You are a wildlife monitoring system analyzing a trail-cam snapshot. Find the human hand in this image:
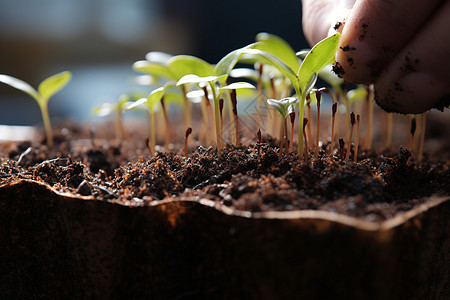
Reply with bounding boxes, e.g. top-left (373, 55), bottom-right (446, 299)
top-left (302, 0), bottom-right (450, 114)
